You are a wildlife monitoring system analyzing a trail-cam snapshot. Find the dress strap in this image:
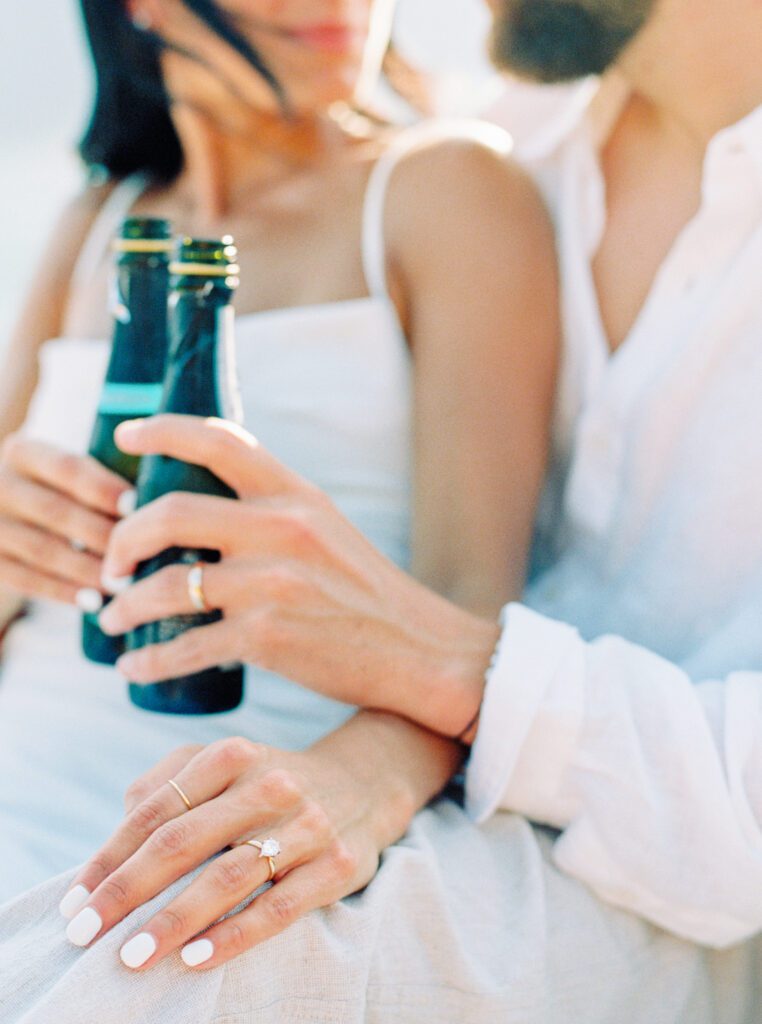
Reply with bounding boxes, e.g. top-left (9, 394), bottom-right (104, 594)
top-left (71, 173), bottom-right (150, 290)
top-left (361, 119), bottom-right (514, 300)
